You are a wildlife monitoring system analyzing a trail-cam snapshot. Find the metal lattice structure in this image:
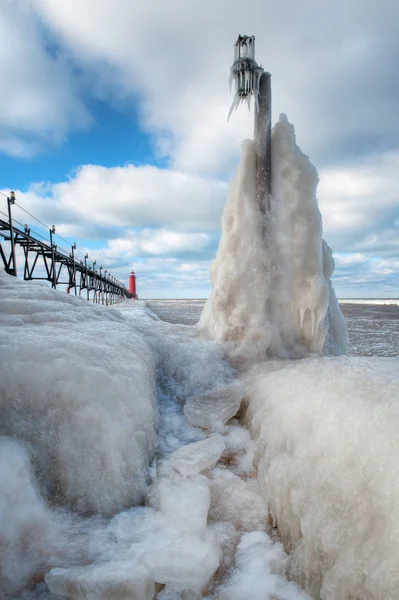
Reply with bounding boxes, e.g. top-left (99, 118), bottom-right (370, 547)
top-left (0, 192), bottom-right (134, 304)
